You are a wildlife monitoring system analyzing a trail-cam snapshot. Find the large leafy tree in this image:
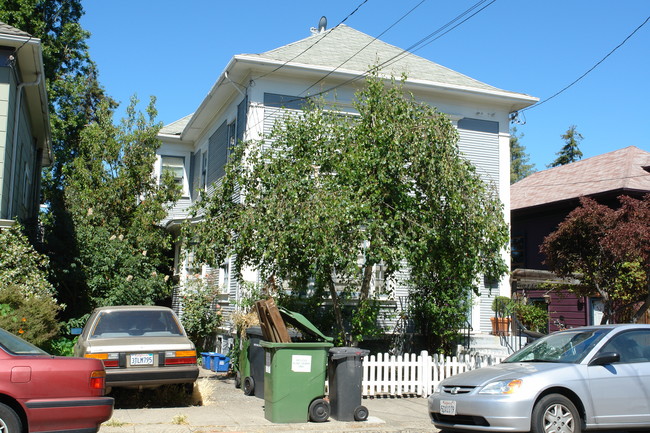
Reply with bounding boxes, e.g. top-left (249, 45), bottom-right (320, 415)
top-left (541, 195), bottom-right (650, 323)
top-left (186, 75), bottom-right (509, 350)
top-left (0, 1), bottom-right (110, 318)
top-left (548, 125), bottom-right (584, 168)
top-left (510, 127), bottom-right (535, 183)
top-left (62, 97), bottom-right (180, 310)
